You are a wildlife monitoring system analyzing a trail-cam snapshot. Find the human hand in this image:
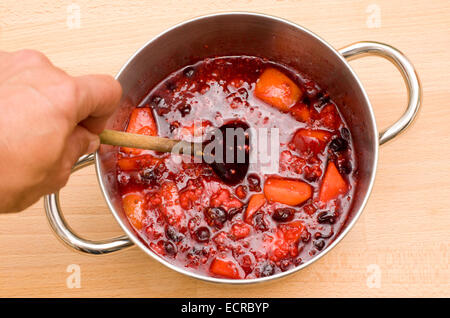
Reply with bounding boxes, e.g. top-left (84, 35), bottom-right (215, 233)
top-left (0, 50), bottom-right (122, 212)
